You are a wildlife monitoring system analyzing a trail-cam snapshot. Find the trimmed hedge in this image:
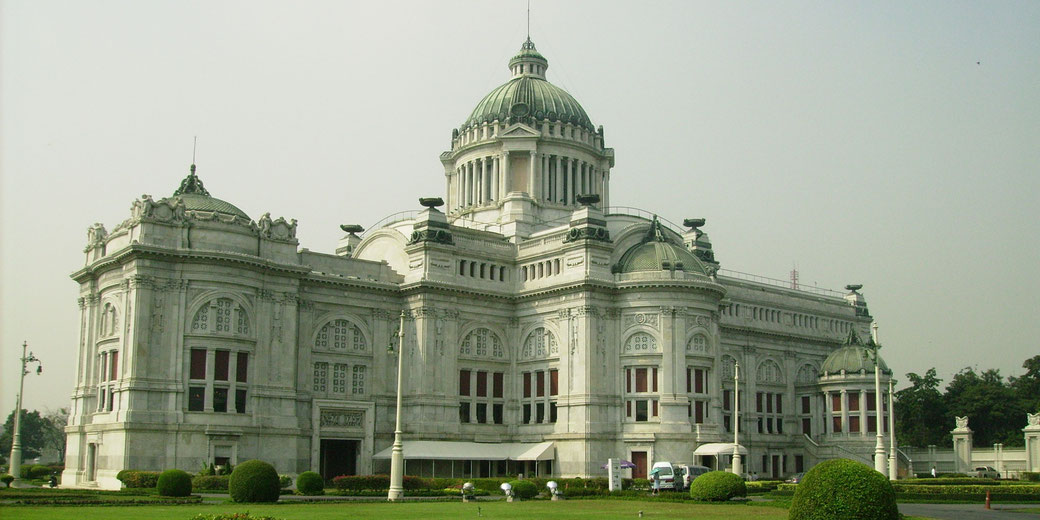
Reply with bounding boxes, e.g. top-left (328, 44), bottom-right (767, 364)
top-left (117, 470), bottom-right (161, 488)
top-left (689, 471), bottom-right (747, 501)
top-left (192, 475), bottom-right (230, 491)
top-left (891, 484), bottom-right (1040, 498)
top-left (898, 477), bottom-right (999, 486)
top-left (1023, 472), bottom-right (1040, 482)
top-left (790, 459), bottom-right (899, 520)
top-left (508, 479), bottom-right (539, 499)
top-left (229, 460), bottom-right (281, 503)
top-left (2, 474), bottom-right (14, 487)
top-left (331, 474), bottom-right (427, 491)
top-left (746, 480), bottom-right (782, 493)
top-left (296, 471), bottom-right (324, 495)
top-left (156, 469), bottom-right (192, 497)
